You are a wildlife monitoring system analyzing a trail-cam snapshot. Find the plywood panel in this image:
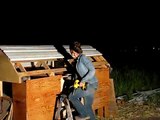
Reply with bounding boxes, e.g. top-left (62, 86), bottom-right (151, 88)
top-left (12, 76), bottom-right (62, 120)
top-left (95, 68), bottom-right (109, 83)
top-left (93, 69), bottom-right (117, 118)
